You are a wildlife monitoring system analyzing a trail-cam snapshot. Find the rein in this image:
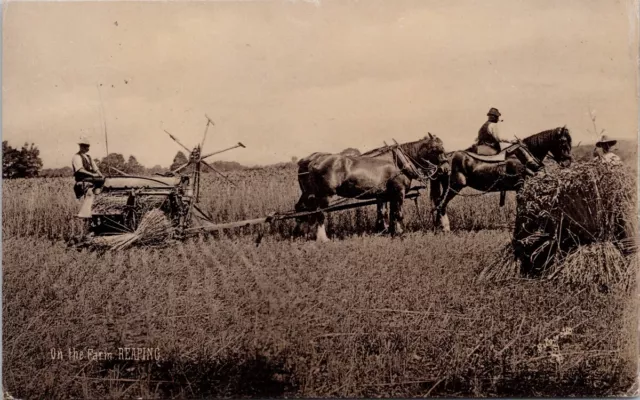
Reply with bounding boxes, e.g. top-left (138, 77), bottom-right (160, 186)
top-left (389, 141), bottom-right (445, 182)
top-left (439, 170), bottom-right (520, 199)
top-left (433, 143), bottom-right (544, 211)
top-left (433, 127), bottom-right (569, 216)
top-left (306, 142), bottom-right (443, 213)
top-left (393, 148), bottom-right (440, 182)
top-left (519, 126), bottom-right (568, 166)
top-left (305, 168), bottom-right (409, 213)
